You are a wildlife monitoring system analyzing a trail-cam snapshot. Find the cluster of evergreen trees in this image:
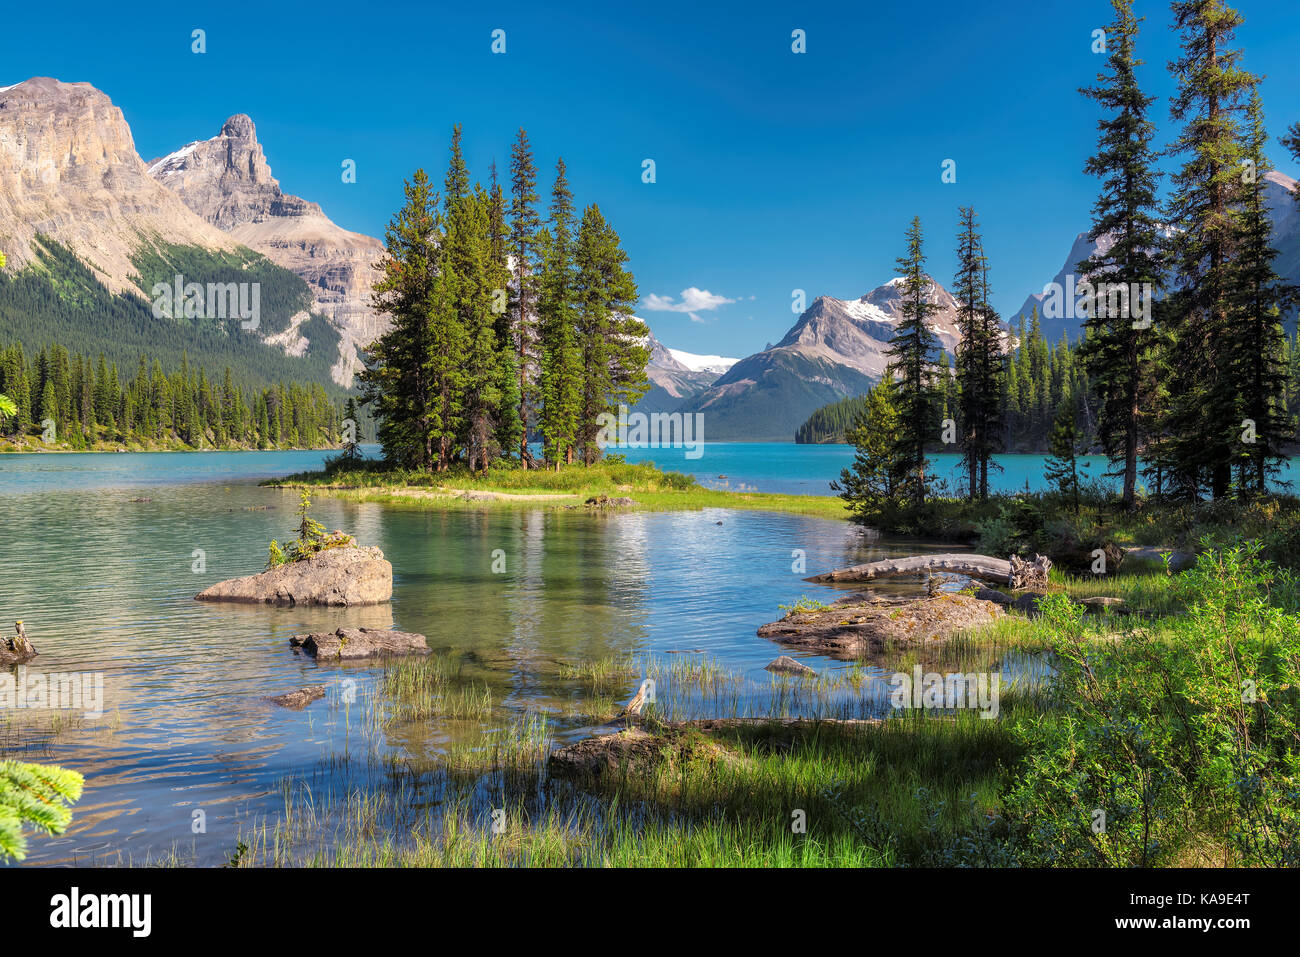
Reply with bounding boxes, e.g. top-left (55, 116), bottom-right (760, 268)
top-left (361, 127), bottom-right (650, 473)
top-left (837, 0), bottom-right (1300, 509)
top-left (798, 309), bottom-right (1096, 451)
top-left (0, 340), bottom-right (347, 450)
